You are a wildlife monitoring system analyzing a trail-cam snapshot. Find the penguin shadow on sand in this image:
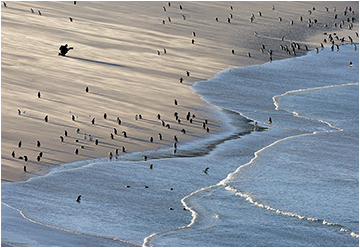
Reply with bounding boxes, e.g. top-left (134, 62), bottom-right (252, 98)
top-left (65, 56), bottom-right (127, 68)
